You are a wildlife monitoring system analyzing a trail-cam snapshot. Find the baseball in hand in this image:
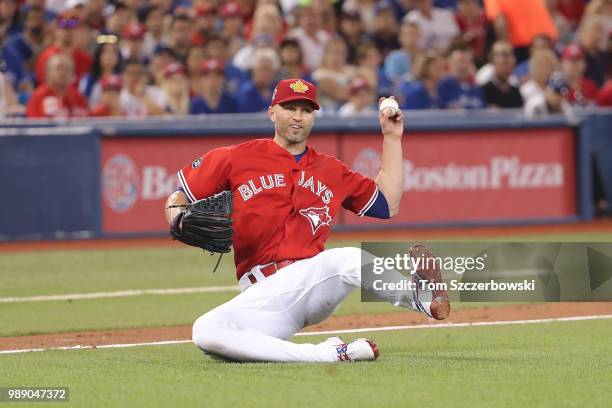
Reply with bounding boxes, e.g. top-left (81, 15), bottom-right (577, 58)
top-left (379, 97), bottom-right (400, 118)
